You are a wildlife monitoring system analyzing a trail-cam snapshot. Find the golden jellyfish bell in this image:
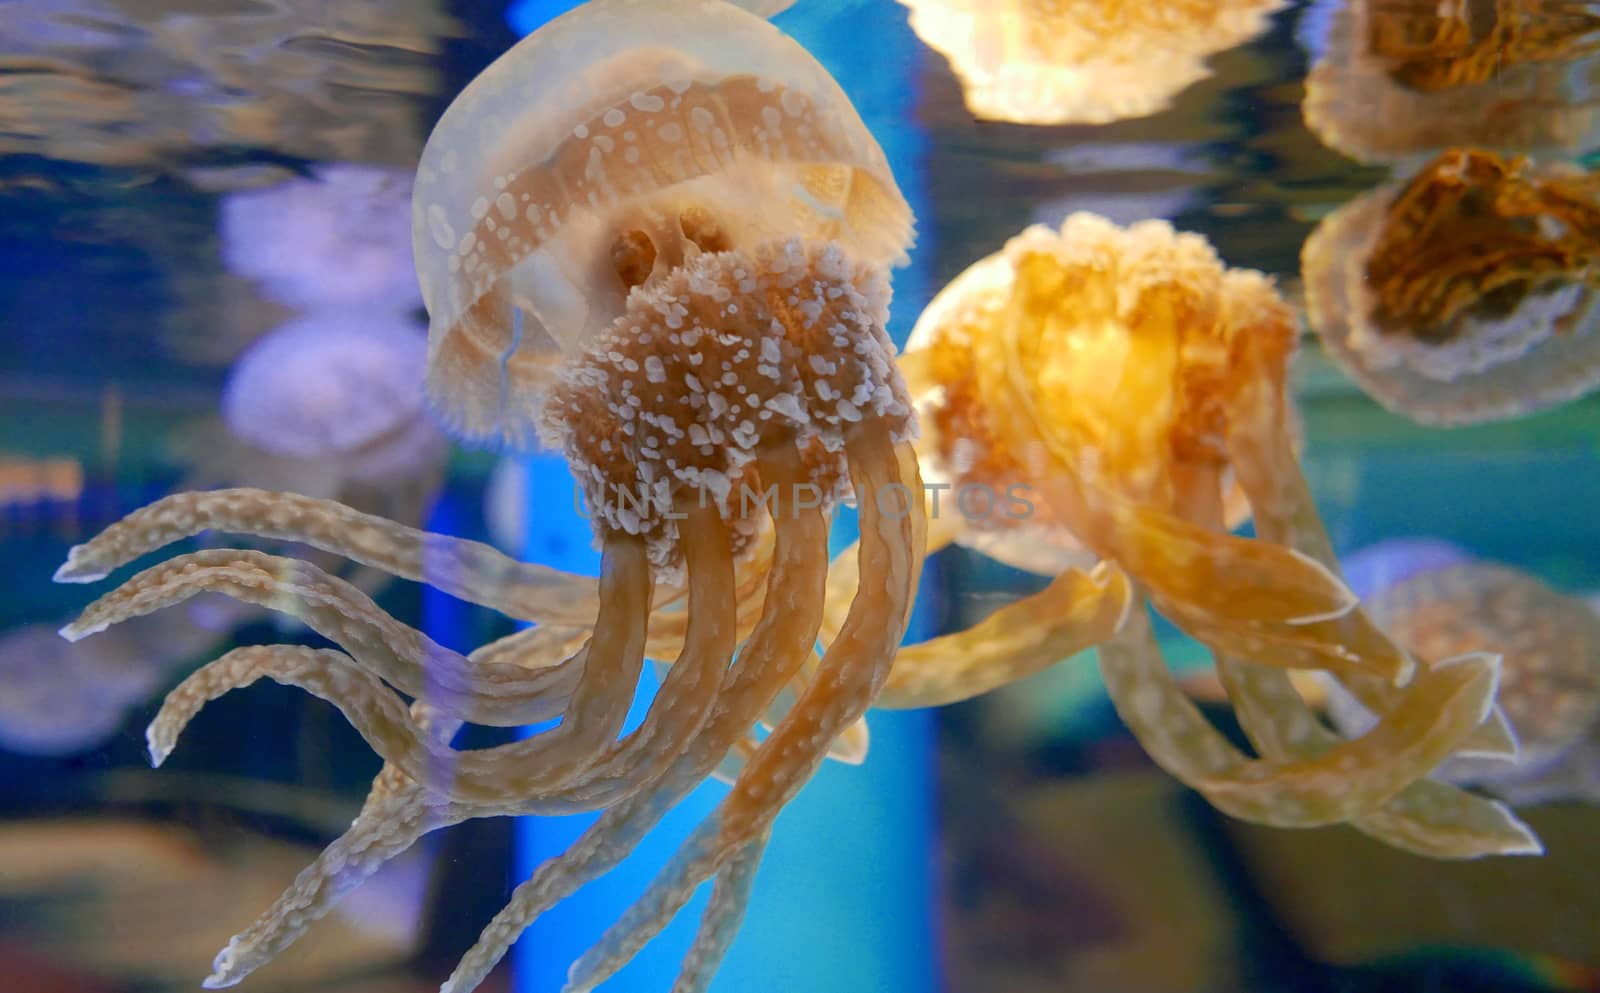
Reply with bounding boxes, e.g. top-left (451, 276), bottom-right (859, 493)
top-left (1302, 0), bottom-right (1600, 166)
top-left (901, 217), bottom-right (1258, 577)
top-left (1304, 148), bottom-right (1600, 425)
top-left (898, 0), bottom-right (1285, 126)
top-left (412, 0), bottom-right (913, 448)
